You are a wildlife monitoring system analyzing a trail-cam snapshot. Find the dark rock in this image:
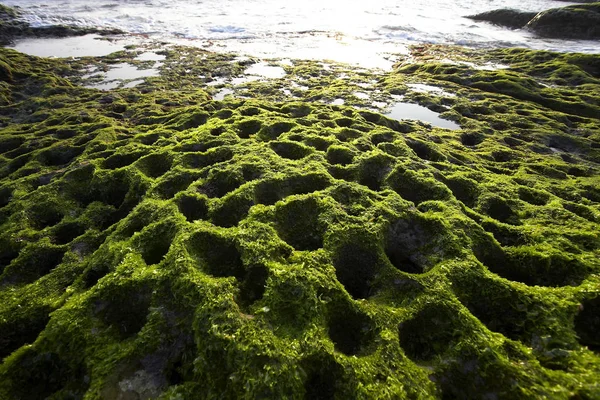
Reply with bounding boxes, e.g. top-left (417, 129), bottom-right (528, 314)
top-left (466, 9), bottom-right (537, 29)
top-left (526, 3), bottom-right (600, 40)
top-left (0, 5), bottom-right (28, 45)
top-left (0, 4), bottom-right (122, 46)
top-left (553, 0), bottom-right (598, 2)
